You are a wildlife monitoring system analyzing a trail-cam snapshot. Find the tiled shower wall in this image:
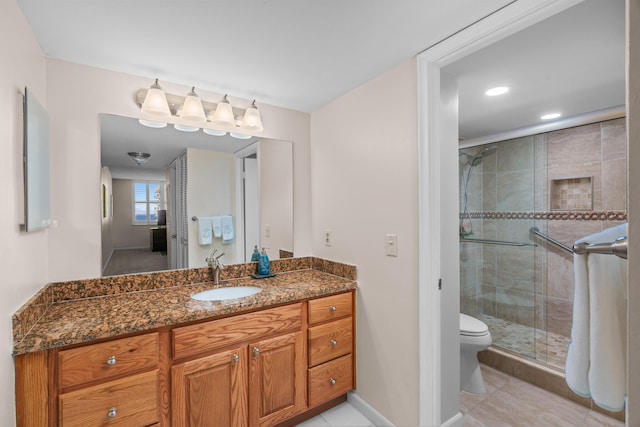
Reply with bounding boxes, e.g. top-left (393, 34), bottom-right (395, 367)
top-left (460, 118), bottom-right (627, 362)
